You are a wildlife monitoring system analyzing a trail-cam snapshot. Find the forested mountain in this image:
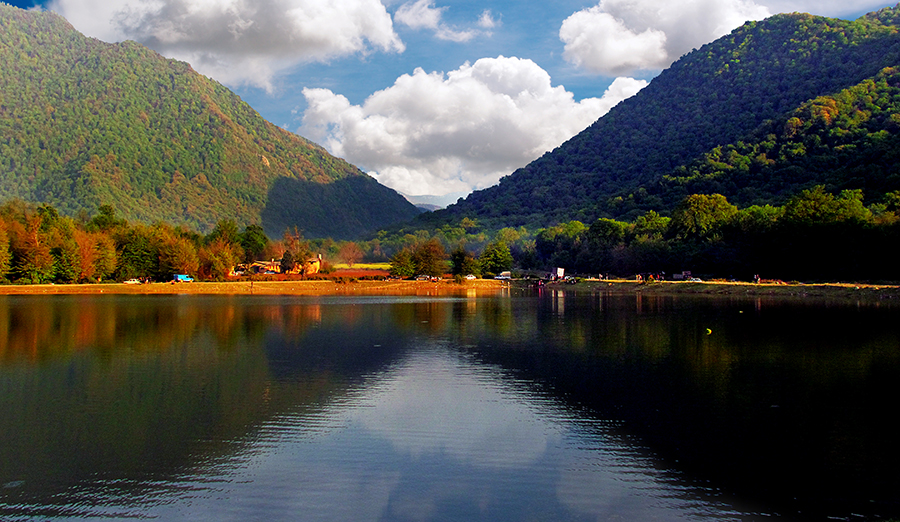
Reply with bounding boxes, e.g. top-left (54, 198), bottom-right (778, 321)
top-left (0, 4), bottom-right (420, 239)
top-left (419, 5), bottom-right (900, 230)
top-left (652, 66), bottom-right (900, 208)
